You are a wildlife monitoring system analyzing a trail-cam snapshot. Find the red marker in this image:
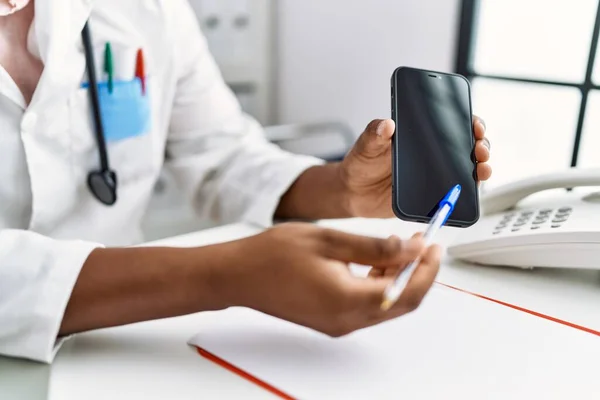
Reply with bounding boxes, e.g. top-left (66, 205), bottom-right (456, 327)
top-left (135, 48), bottom-right (146, 95)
